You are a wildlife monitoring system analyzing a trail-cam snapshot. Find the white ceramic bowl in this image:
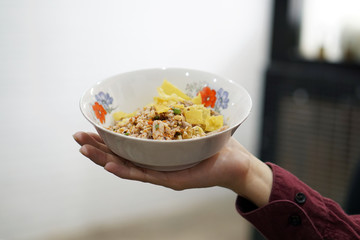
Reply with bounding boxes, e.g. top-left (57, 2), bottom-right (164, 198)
top-left (80, 68), bottom-right (252, 171)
